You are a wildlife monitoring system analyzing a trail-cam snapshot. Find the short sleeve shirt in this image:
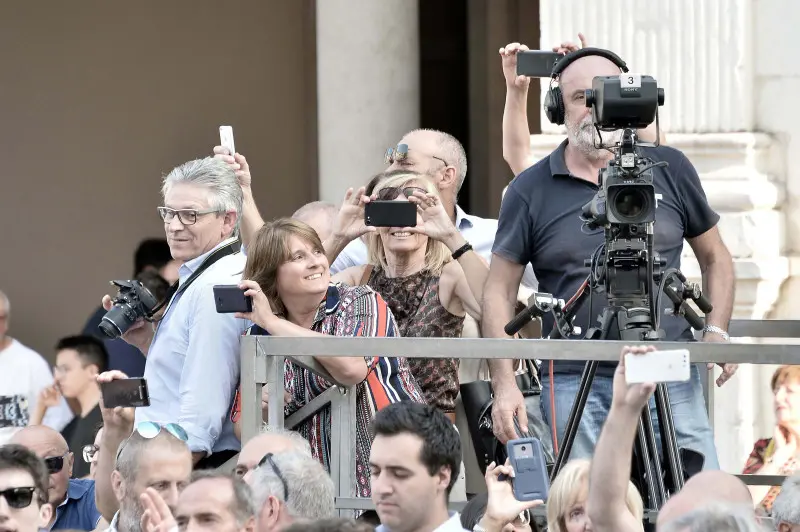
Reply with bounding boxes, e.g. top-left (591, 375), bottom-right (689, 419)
top-left (492, 140), bottom-right (719, 375)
